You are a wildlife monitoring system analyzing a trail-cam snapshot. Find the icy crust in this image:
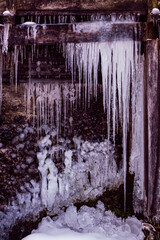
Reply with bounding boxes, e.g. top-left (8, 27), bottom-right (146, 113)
top-left (0, 128), bottom-right (123, 239)
top-left (73, 21), bottom-right (112, 33)
top-left (37, 131), bottom-right (123, 209)
top-left (23, 203), bottom-right (144, 240)
top-left (0, 181), bottom-right (42, 240)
